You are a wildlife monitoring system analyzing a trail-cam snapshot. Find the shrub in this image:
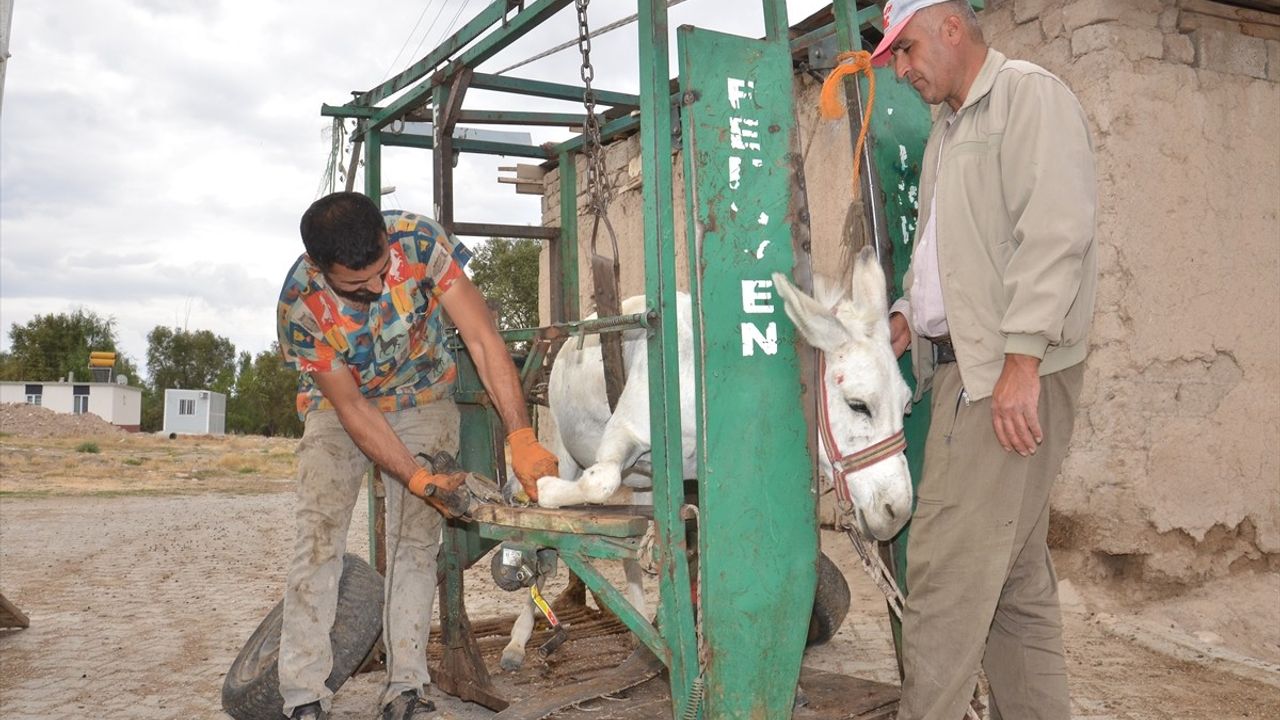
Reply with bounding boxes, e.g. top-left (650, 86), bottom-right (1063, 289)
top-left (76, 442), bottom-right (100, 454)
